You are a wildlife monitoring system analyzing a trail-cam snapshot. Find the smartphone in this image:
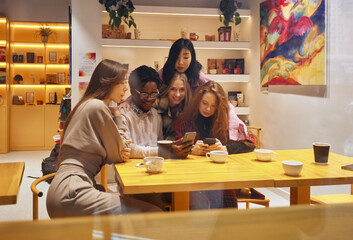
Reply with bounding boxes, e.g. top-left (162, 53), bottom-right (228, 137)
top-left (182, 132), bottom-right (197, 144)
top-left (342, 164), bottom-right (353, 171)
top-left (203, 138), bottom-right (216, 145)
